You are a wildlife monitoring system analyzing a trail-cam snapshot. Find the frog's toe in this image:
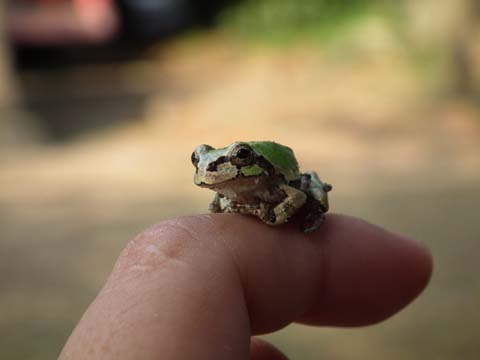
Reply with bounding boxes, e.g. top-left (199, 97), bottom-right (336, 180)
top-left (259, 206), bottom-right (278, 225)
top-left (208, 200), bottom-right (222, 213)
top-left (323, 183), bottom-right (333, 192)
